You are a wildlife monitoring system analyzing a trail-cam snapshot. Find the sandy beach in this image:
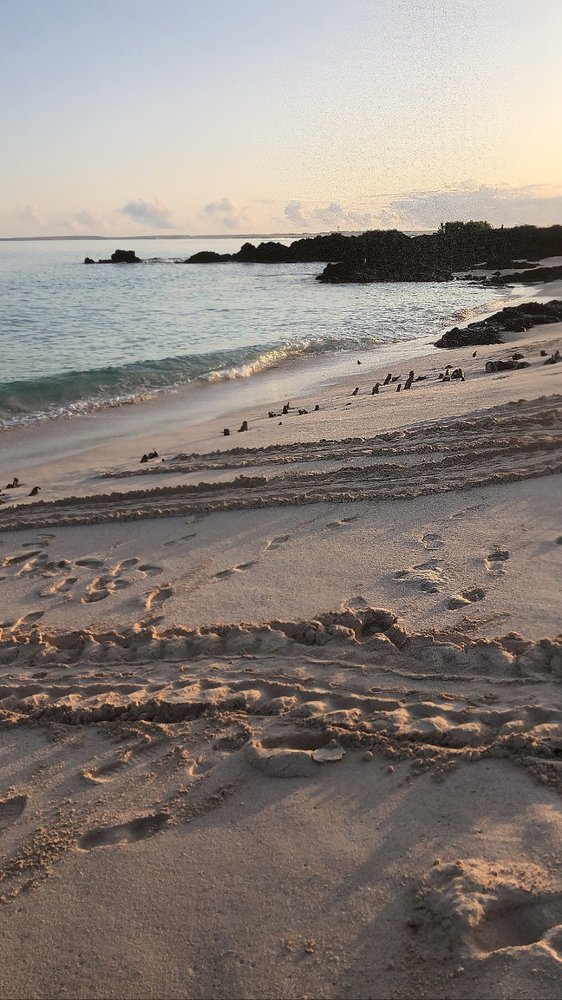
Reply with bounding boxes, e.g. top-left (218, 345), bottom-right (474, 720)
top-left (0, 285), bottom-right (561, 998)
